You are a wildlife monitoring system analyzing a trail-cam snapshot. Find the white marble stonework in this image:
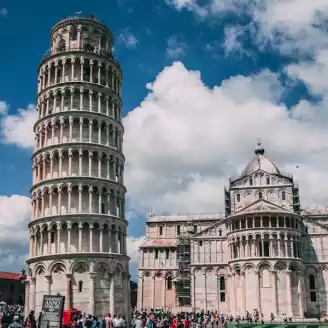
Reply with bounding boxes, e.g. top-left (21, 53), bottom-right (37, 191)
top-left (138, 144), bottom-right (328, 318)
top-left (25, 15), bottom-right (130, 319)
